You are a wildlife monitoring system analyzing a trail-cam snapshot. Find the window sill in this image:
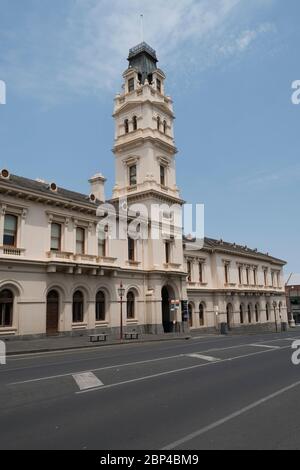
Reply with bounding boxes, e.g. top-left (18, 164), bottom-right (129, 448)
top-left (126, 260), bottom-right (141, 267)
top-left (126, 319), bottom-right (138, 324)
top-left (98, 256), bottom-right (117, 265)
top-left (47, 250), bottom-right (73, 260)
top-left (164, 263), bottom-right (182, 270)
top-left (95, 322), bottom-right (109, 328)
top-left (72, 323), bottom-right (87, 329)
top-left (0, 327), bottom-right (16, 335)
top-left (127, 185), bottom-right (137, 192)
